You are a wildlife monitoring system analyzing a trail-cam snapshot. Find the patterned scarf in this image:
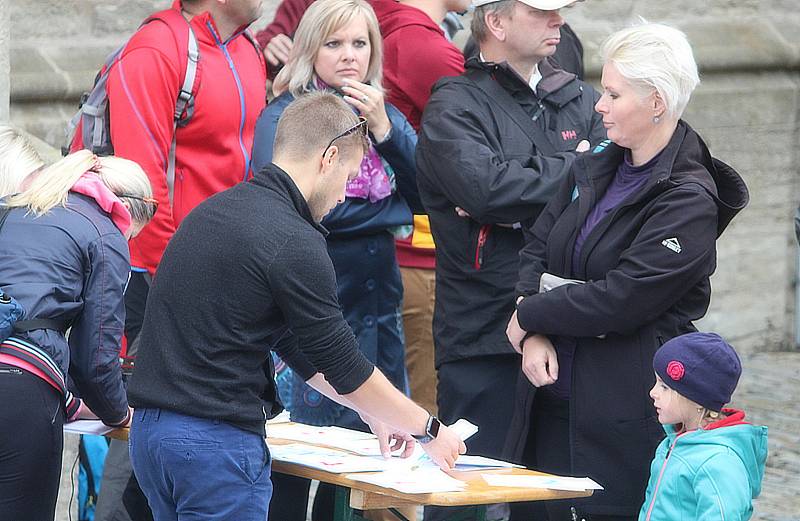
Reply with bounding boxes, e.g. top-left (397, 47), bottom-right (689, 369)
top-left (313, 79), bottom-right (395, 202)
